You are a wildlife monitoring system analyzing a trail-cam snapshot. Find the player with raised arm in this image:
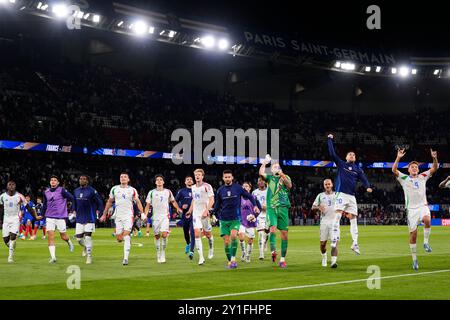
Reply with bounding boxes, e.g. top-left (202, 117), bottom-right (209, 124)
top-left (42, 175), bottom-right (75, 263)
top-left (311, 179), bottom-right (338, 268)
top-left (143, 174), bottom-right (182, 263)
top-left (213, 170), bottom-right (259, 269)
top-left (392, 148), bottom-right (439, 270)
top-left (0, 181), bottom-right (41, 263)
top-left (252, 177), bottom-right (268, 260)
top-left (327, 134), bottom-right (372, 255)
top-left (73, 175), bottom-right (104, 264)
top-left (239, 182), bottom-right (262, 263)
top-left (259, 156), bottom-right (292, 268)
top-left (175, 176), bottom-right (194, 256)
top-left (99, 173), bottom-right (144, 266)
top-left (186, 169), bottom-right (214, 265)
top-left (439, 176), bottom-right (450, 189)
